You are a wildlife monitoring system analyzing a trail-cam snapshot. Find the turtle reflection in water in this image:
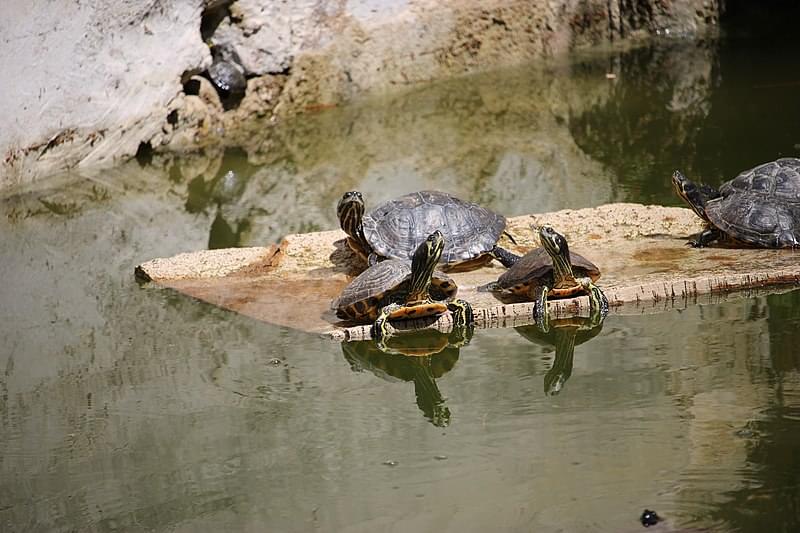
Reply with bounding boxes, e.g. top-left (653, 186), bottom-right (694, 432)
top-left (672, 157), bottom-right (800, 248)
top-left (515, 315), bottom-right (605, 396)
top-left (341, 328), bottom-right (473, 427)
